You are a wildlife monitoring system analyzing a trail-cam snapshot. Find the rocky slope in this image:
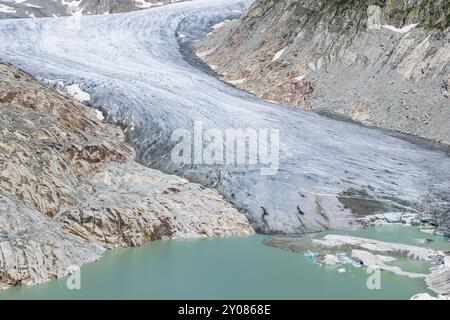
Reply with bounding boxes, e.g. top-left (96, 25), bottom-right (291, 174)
top-left (195, 0), bottom-right (450, 145)
top-left (0, 0), bottom-right (180, 18)
top-left (0, 61), bottom-right (253, 289)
